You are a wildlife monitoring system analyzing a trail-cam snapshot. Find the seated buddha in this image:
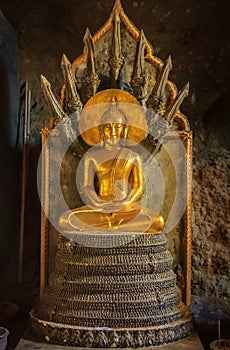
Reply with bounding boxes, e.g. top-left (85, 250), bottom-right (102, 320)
top-left (59, 89), bottom-right (164, 233)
